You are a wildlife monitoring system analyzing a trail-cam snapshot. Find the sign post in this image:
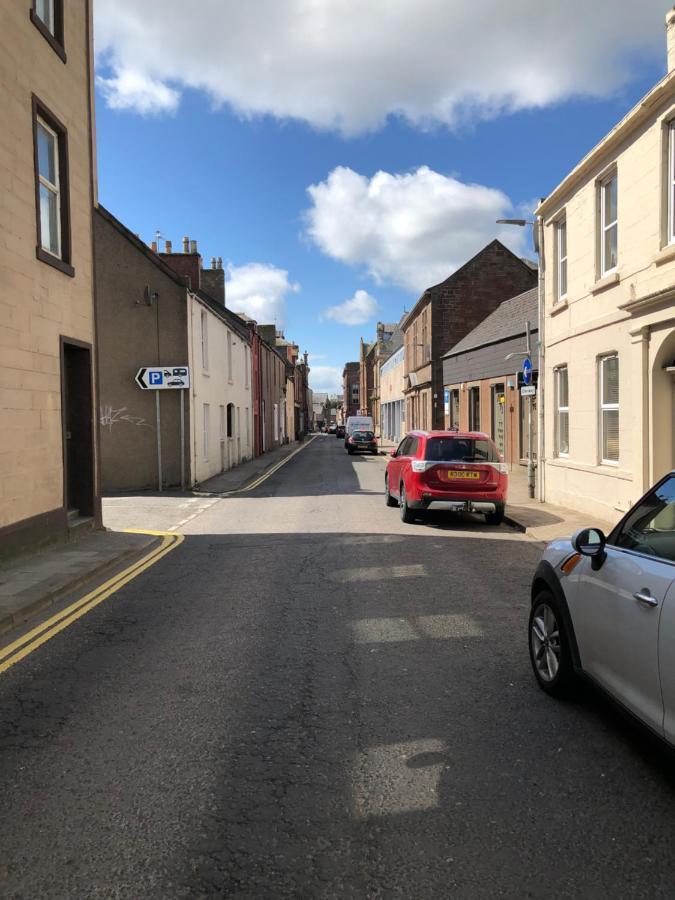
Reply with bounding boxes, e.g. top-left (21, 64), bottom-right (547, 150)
top-left (136, 366), bottom-right (190, 493)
